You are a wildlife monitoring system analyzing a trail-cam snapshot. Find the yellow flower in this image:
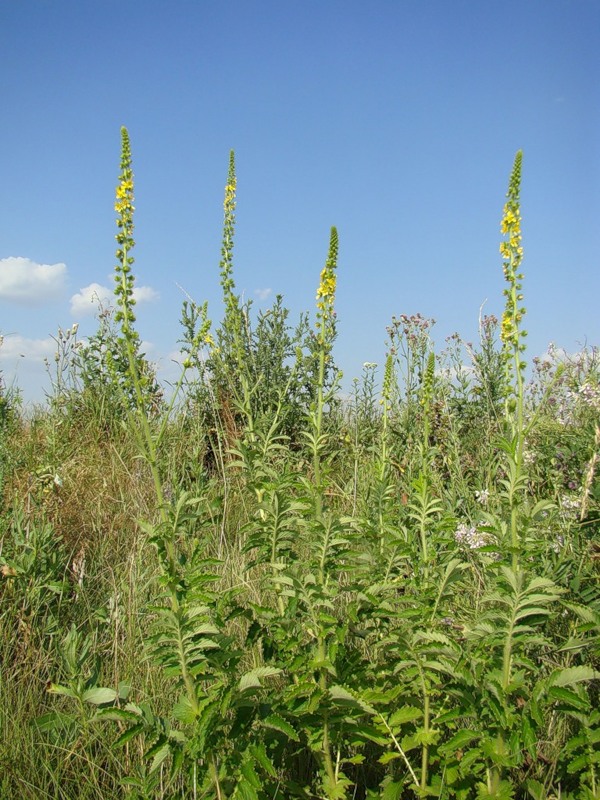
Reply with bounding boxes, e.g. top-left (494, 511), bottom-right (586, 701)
top-left (500, 202), bottom-right (521, 236)
top-left (116, 180), bottom-right (133, 199)
top-left (500, 312), bottom-right (515, 343)
top-left (316, 268), bottom-right (336, 300)
top-left (223, 181), bottom-right (236, 212)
